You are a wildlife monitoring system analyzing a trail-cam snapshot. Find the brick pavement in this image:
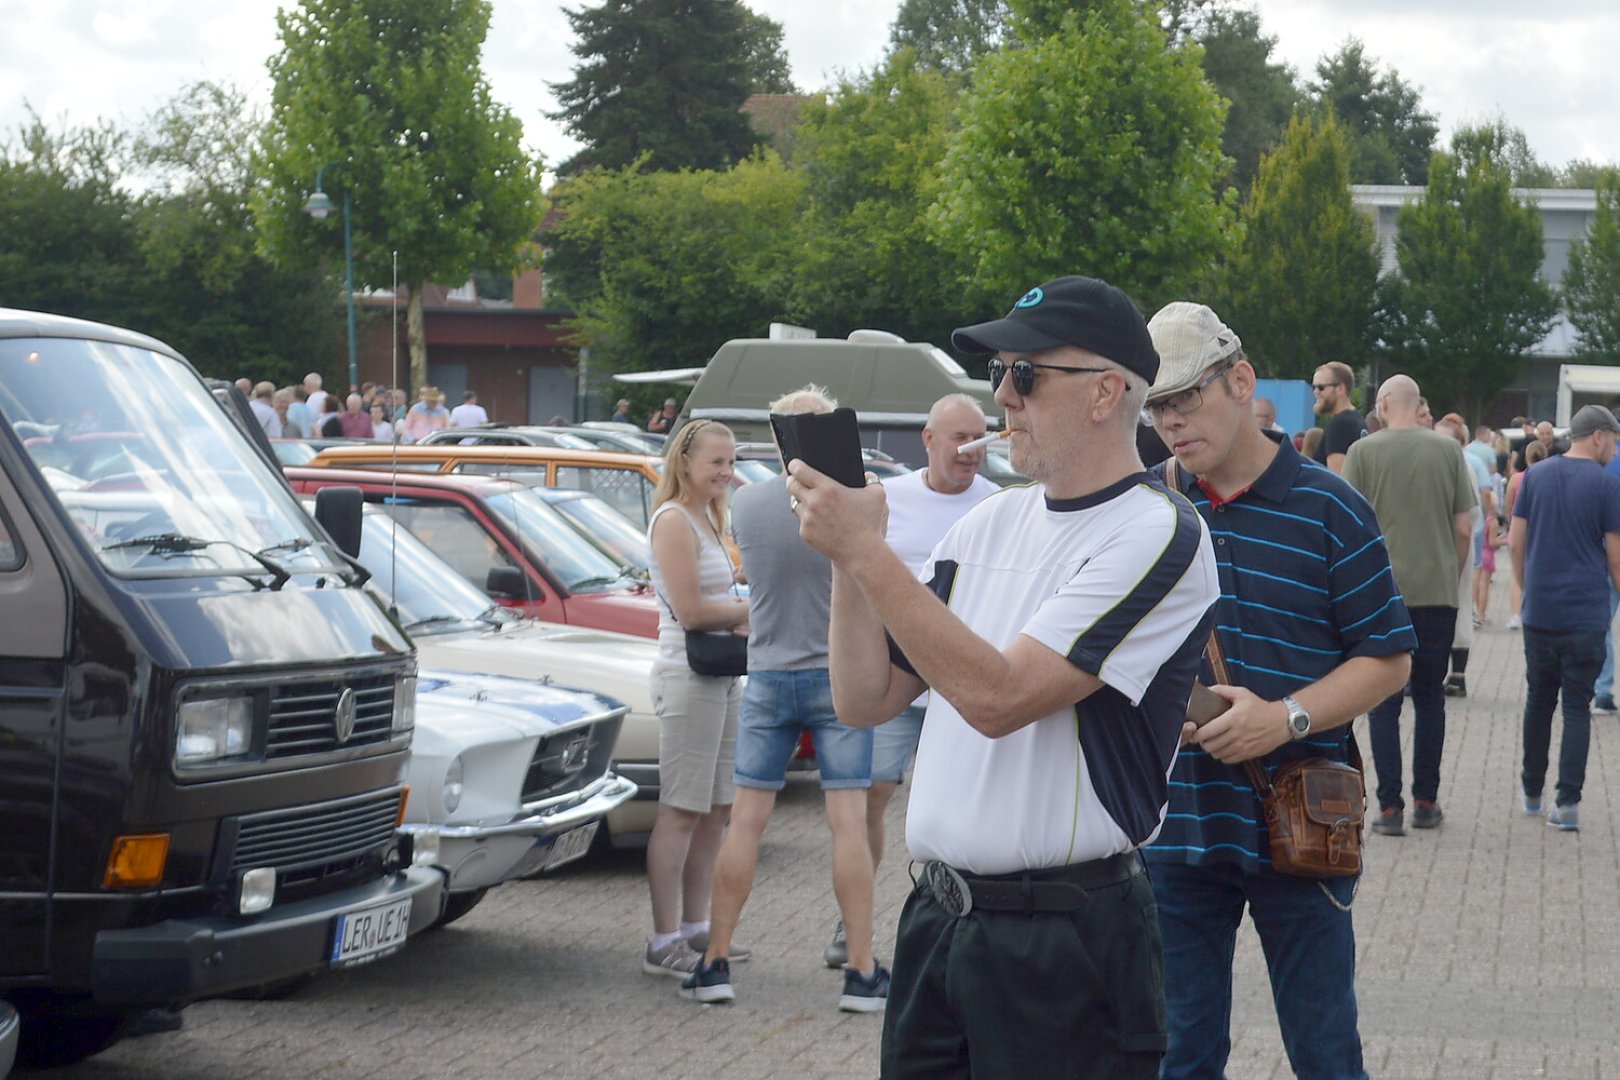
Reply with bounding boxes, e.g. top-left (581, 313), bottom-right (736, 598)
top-left (33, 581), bottom-right (1620, 1079)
